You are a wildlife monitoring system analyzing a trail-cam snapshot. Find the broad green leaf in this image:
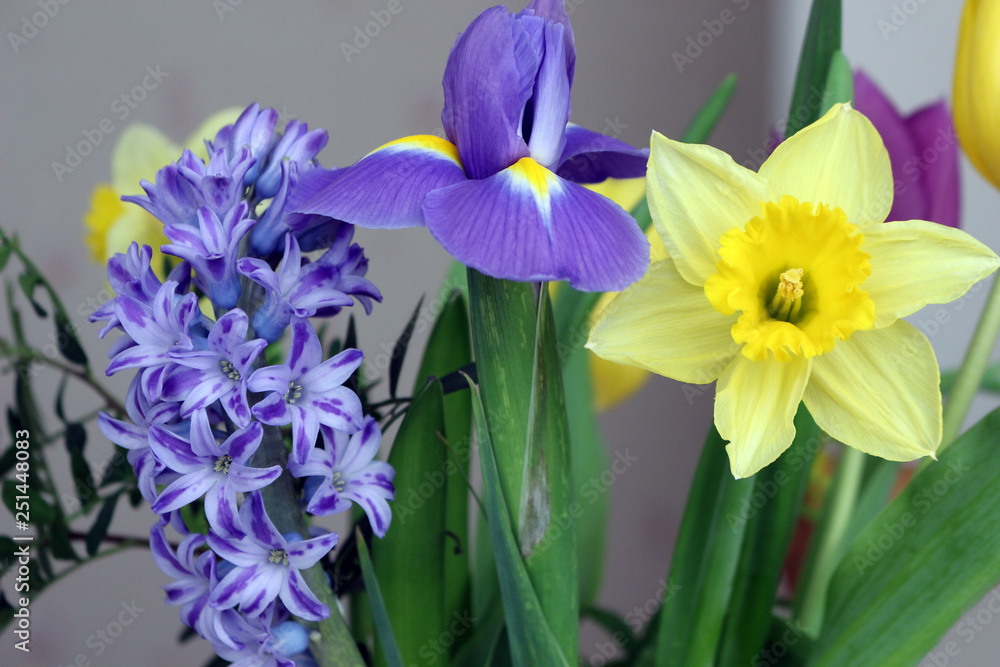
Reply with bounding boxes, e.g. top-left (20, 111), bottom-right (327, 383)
top-left (786, 0), bottom-right (842, 137)
top-left (717, 406), bottom-right (821, 665)
top-left (86, 491), bottom-right (120, 556)
top-left (563, 348), bottom-right (610, 607)
top-left (372, 381), bottom-right (448, 667)
top-left (654, 425), bottom-right (756, 667)
top-left (413, 289), bottom-right (473, 654)
top-left (358, 530), bottom-right (405, 667)
top-left (463, 374), bottom-right (571, 667)
top-left (808, 406), bottom-right (1000, 667)
top-left (467, 271), bottom-right (577, 660)
top-left (451, 603), bottom-right (505, 667)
